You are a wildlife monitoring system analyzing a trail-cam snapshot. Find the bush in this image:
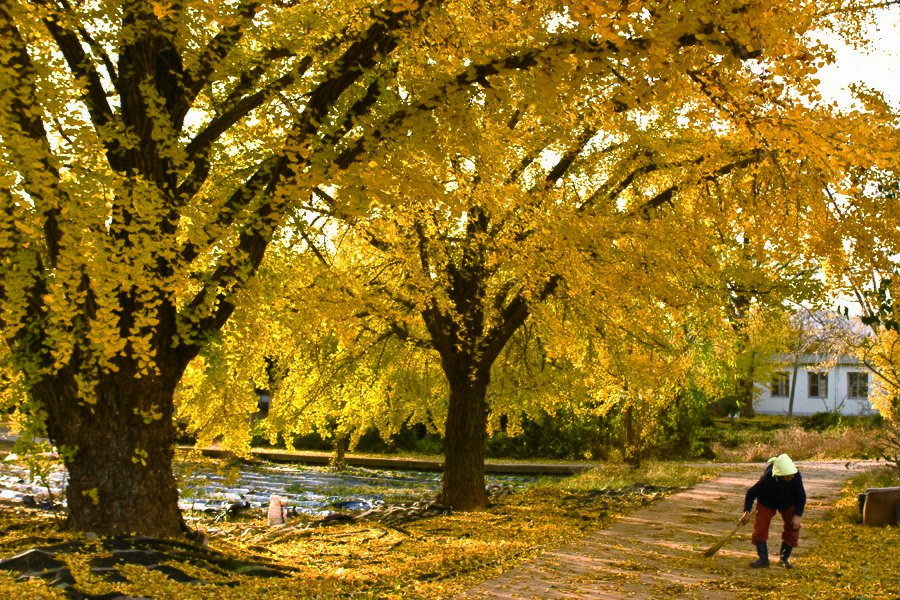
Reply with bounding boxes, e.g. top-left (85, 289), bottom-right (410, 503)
top-left (708, 394), bottom-right (740, 418)
top-left (484, 411), bottom-right (614, 460)
top-left (801, 411), bottom-right (843, 432)
top-left (239, 406), bottom-right (886, 464)
top-left (289, 431), bottom-right (332, 451)
top-left (654, 388), bottom-right (715, 457)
